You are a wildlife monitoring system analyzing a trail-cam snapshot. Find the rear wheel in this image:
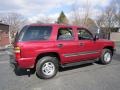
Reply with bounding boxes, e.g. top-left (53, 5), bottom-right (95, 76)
top-left (99, 49), bottom-right (112, 64)
top-left (36, 56), bottom-right (58, 79)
